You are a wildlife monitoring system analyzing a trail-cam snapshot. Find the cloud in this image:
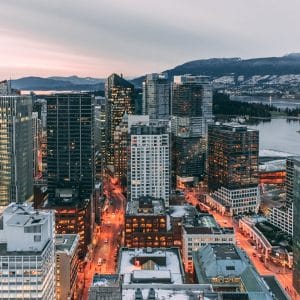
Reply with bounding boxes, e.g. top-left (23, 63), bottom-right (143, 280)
top-left (0, 0), bottom-right (299, 78)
